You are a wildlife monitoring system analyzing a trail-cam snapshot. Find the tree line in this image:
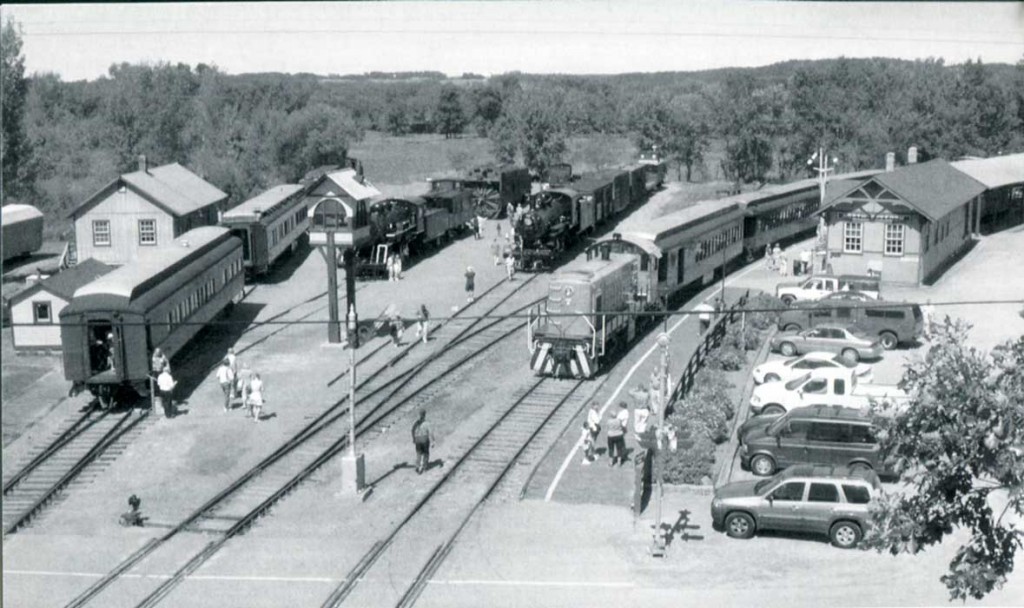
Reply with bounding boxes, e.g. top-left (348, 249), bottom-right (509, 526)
top-left (3, 15), bottom-right (1023, 228)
